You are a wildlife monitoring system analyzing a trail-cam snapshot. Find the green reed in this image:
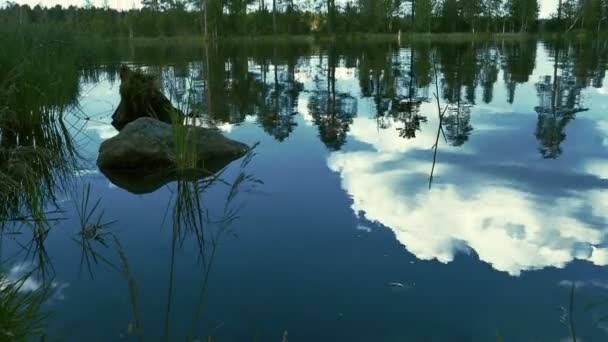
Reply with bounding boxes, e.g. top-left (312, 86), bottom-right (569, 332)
top-left (0, 271), bottom-right (49, 341)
